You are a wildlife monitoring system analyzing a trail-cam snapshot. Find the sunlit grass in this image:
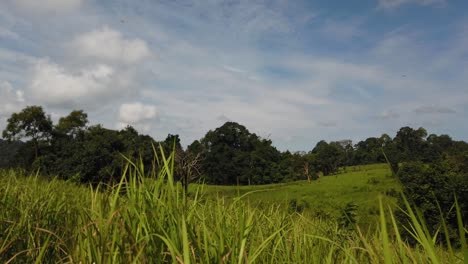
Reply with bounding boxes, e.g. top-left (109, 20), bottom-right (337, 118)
top-left (198, 163), bottom-right (401, 229)
top-left (0, 152), bottom-right (465, 263)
